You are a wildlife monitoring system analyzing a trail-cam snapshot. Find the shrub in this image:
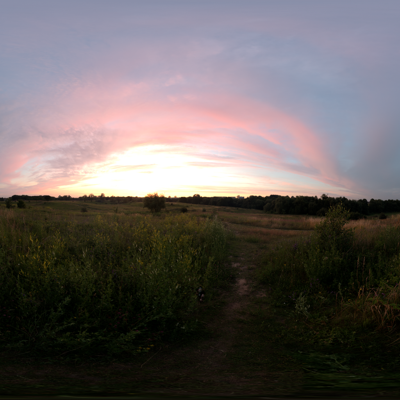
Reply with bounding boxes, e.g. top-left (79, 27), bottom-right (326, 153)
top-left (202, 208), bottom-right (206, 212)
top-left (5, 199), bottom-right (12, 209)
top-left (81, 207), bottom-right (88, 212)
top-left (314, 203), bottom-right (353, 251)
top-left (316, 207), bottom-right (328, 217)
top-left (180, 207), bottom-right (188, 213)
top-left (304, 203), bottom-right (355, 288)
top-left (379, 213), bottom-right (387, 220)
top-left (17, 200), bottom-right (26, 209)
top-left (349, 212), bottom-right (366, 220)
top-left (143, 193), bottom-right (166, 213)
